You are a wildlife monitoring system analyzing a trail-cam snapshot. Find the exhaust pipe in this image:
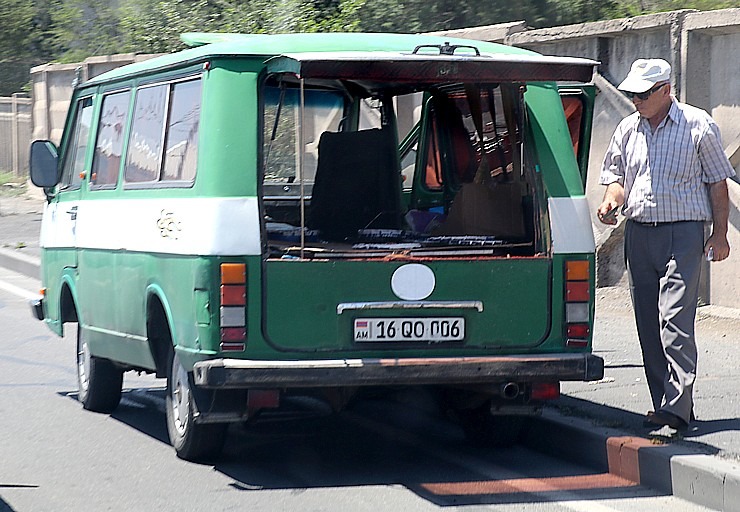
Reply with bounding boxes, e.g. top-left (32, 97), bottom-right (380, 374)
top-left (500, 382), bottom-right (520, 400)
